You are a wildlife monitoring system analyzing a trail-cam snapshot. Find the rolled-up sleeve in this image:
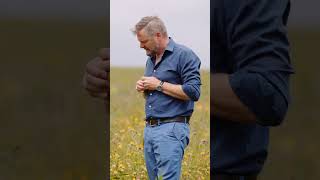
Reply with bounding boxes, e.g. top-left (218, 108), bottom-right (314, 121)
top-left (180, 50), bottom-right (202, 101)
top-left (228, 0), bottom-right (294, 126)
